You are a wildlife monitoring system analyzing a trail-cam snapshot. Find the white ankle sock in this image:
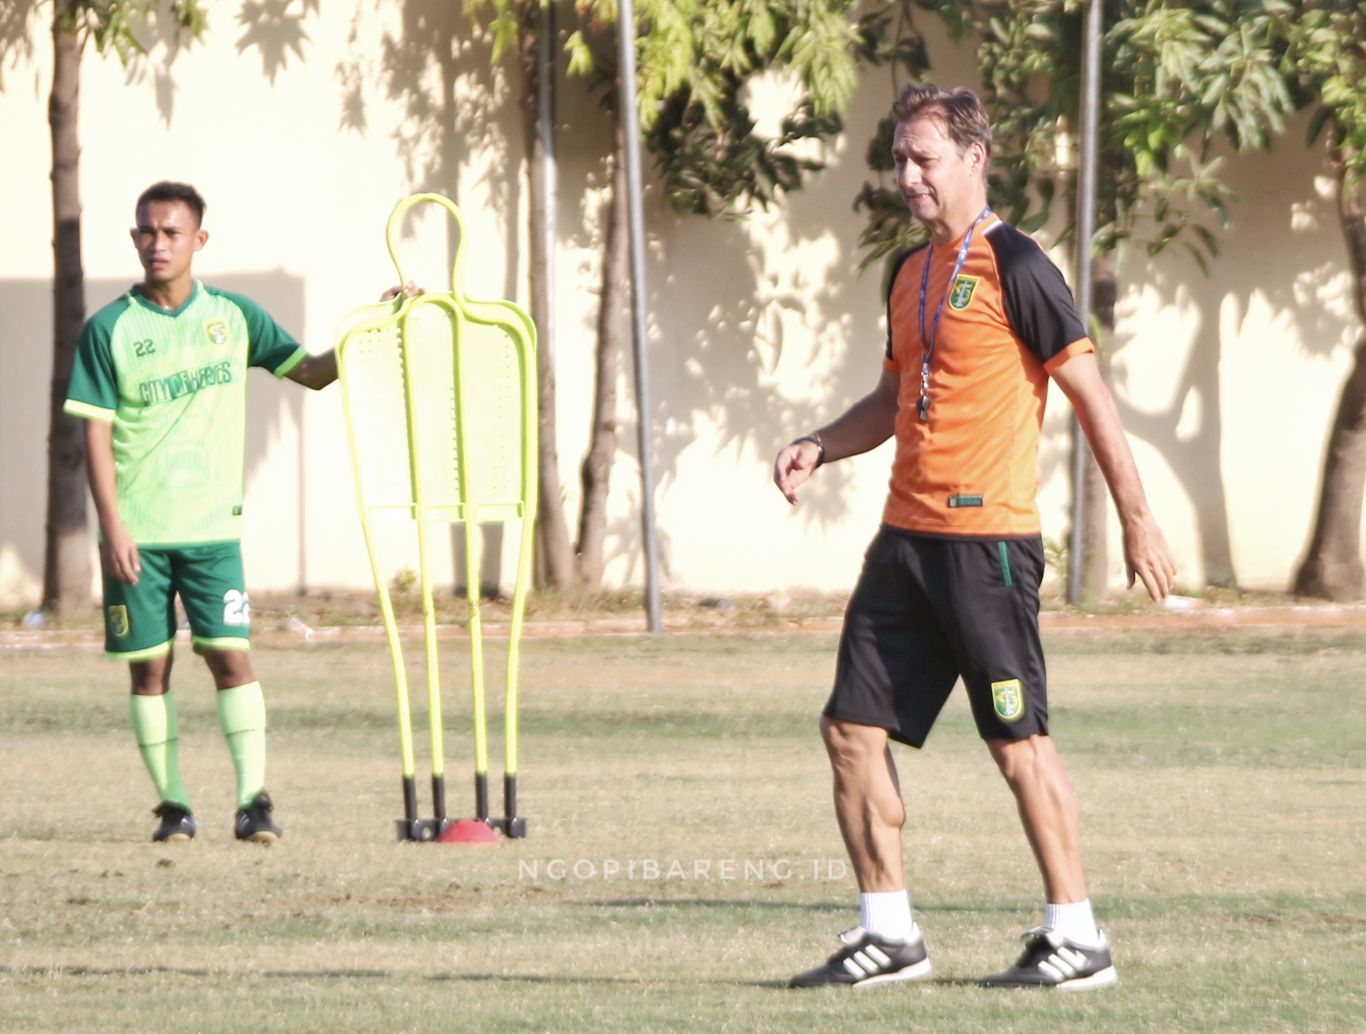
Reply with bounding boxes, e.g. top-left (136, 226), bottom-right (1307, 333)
top-left (860, 890), bottom-right (917, 942)
top-left (1044, 899), bottom-right (1100, 947)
